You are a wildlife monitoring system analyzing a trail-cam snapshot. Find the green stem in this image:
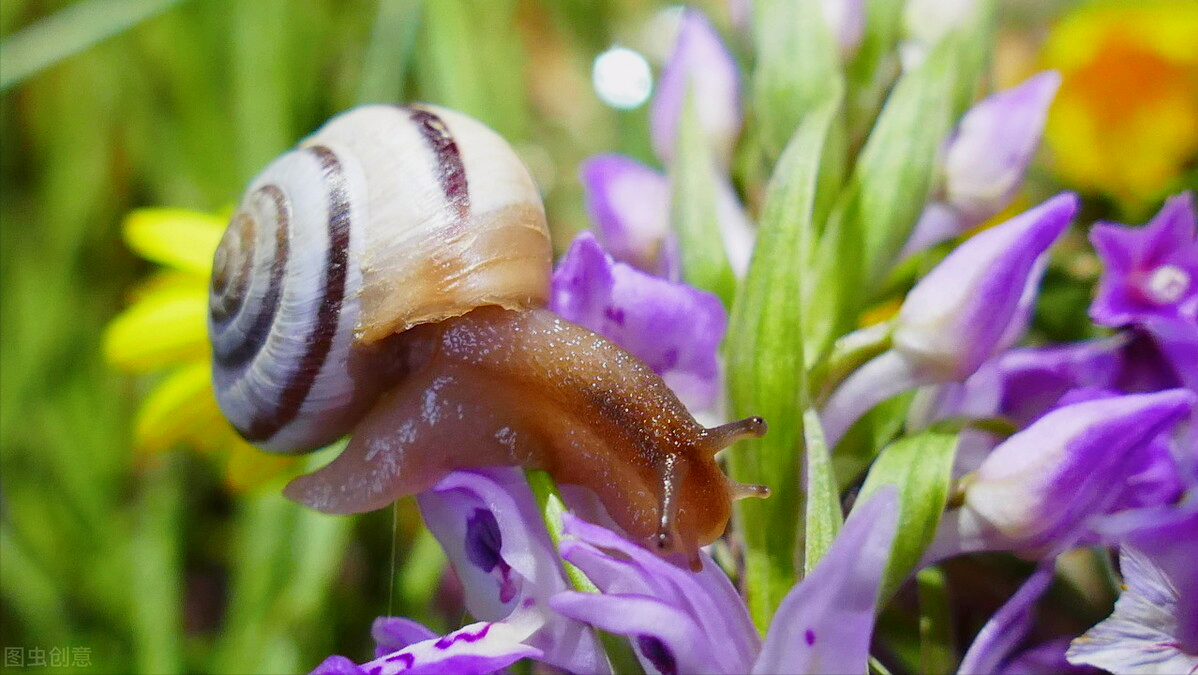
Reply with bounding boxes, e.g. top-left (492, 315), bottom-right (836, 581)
top-left (523, 469), bottom-right (643, 675)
